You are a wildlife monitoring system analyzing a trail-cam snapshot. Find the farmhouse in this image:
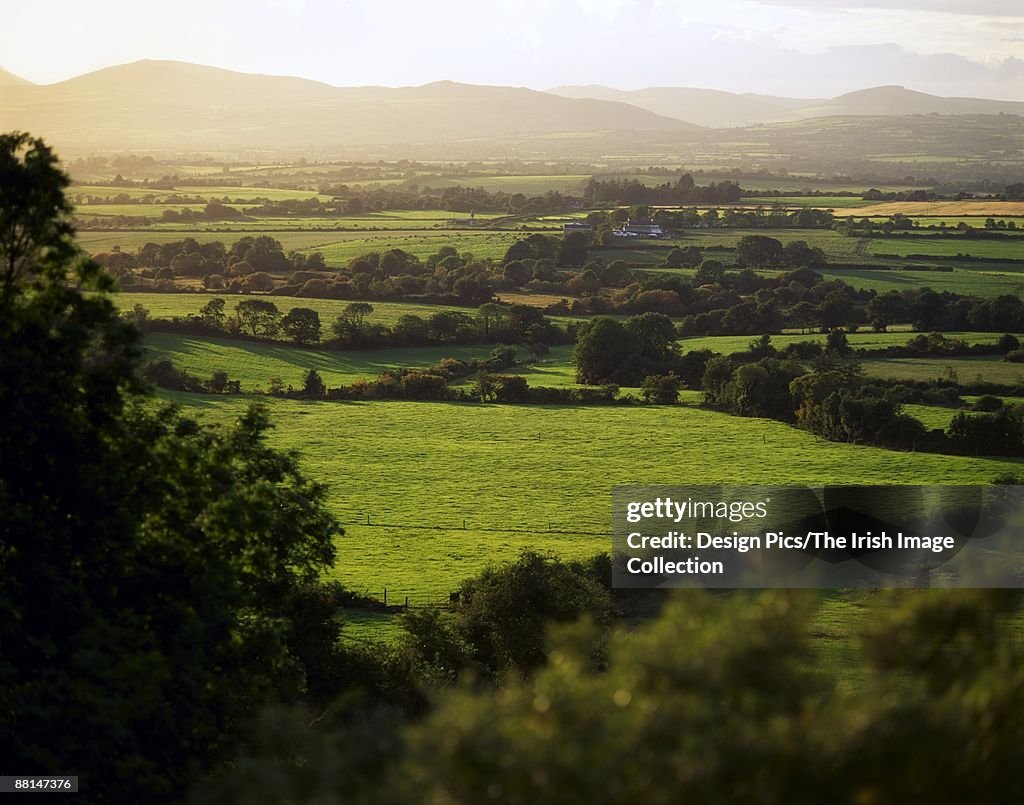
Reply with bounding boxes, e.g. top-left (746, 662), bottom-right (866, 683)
top-left (619, 219), bottom-right (663, 237)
